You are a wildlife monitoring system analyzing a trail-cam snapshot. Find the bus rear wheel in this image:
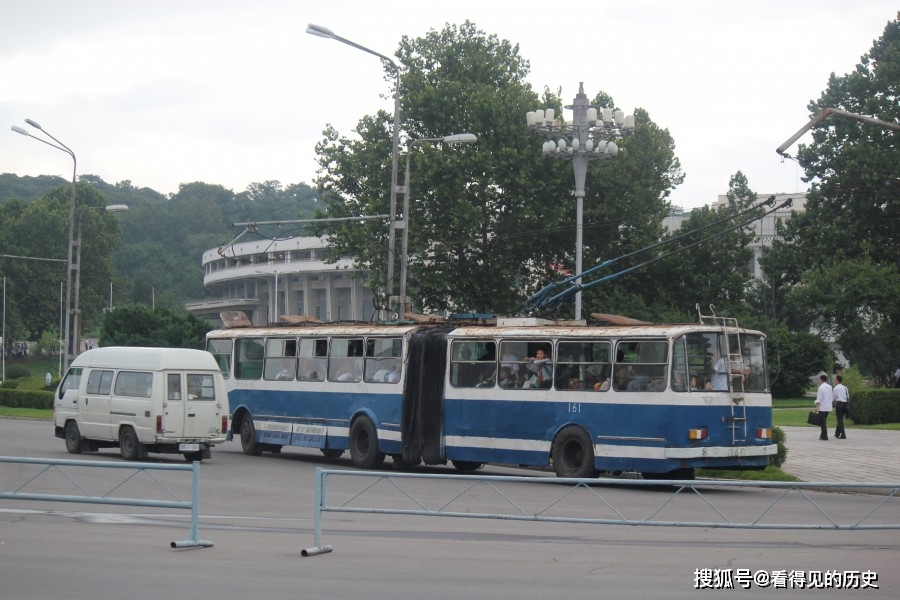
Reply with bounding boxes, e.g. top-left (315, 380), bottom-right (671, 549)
top-left (349, 416), bottom-right (385, 469)
top-left (240, 413), bottom-right (263, 456)
top-left (552, 426), bottom-right (597, 478)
